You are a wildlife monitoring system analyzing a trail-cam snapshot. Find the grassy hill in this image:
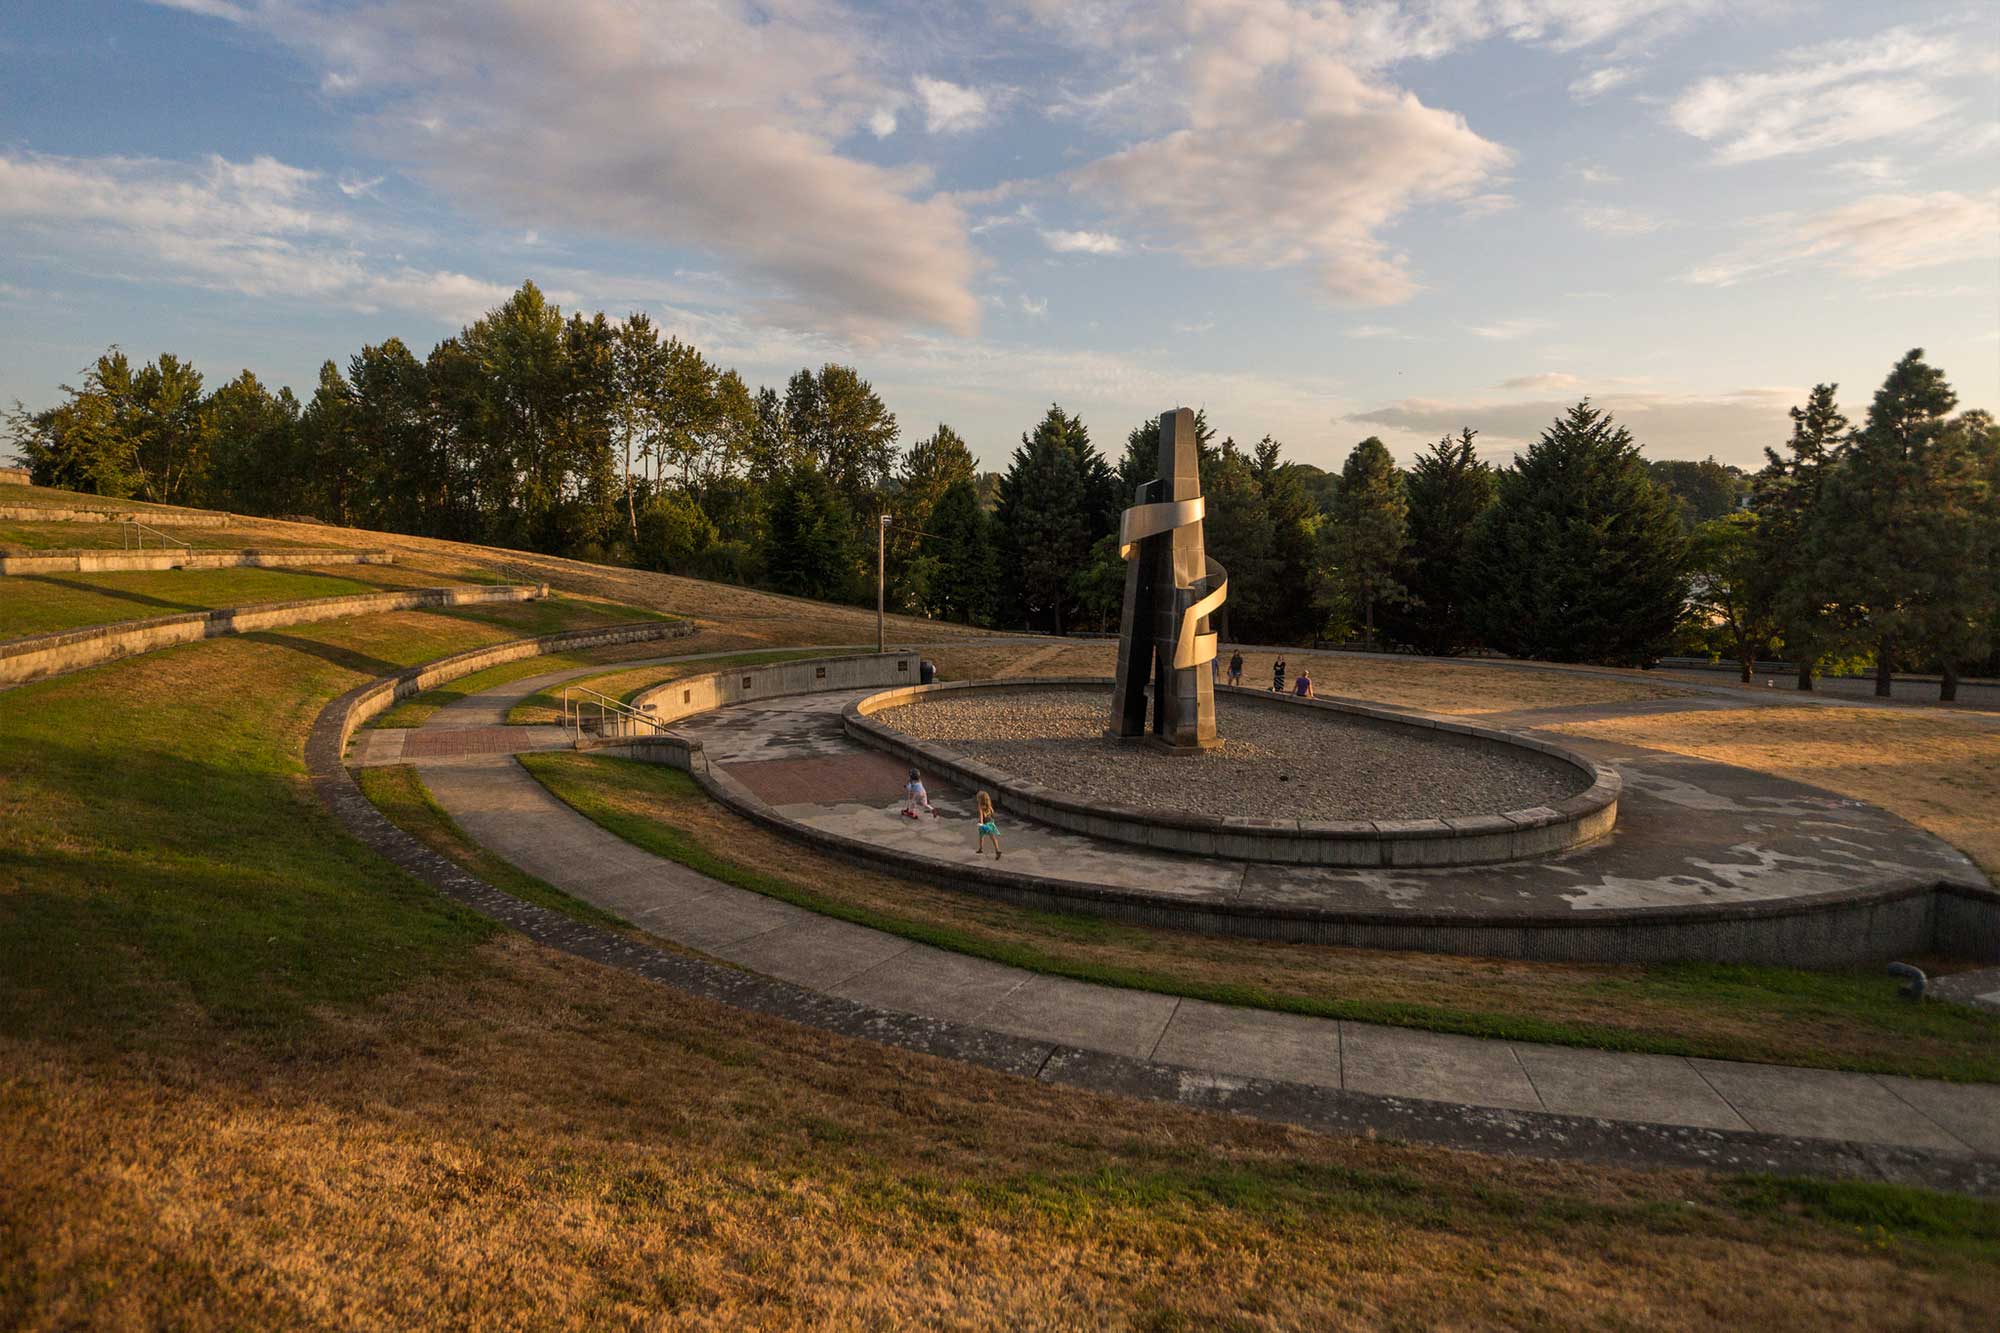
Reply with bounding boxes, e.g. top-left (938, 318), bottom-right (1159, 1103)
top-left (1, 487), bottom-right (1995, 1325)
